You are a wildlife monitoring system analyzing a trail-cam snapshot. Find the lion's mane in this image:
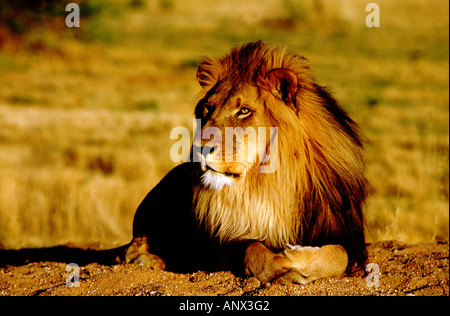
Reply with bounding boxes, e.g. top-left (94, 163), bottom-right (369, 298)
top-left (193, 41), bottom-right (368, 269)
